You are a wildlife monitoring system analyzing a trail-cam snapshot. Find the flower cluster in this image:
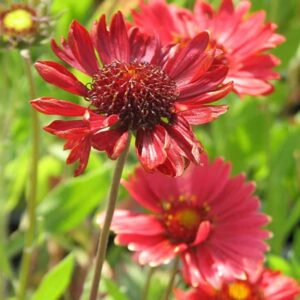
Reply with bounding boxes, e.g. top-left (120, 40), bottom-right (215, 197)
top-left (30, 0), bottom-right (300, 298)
